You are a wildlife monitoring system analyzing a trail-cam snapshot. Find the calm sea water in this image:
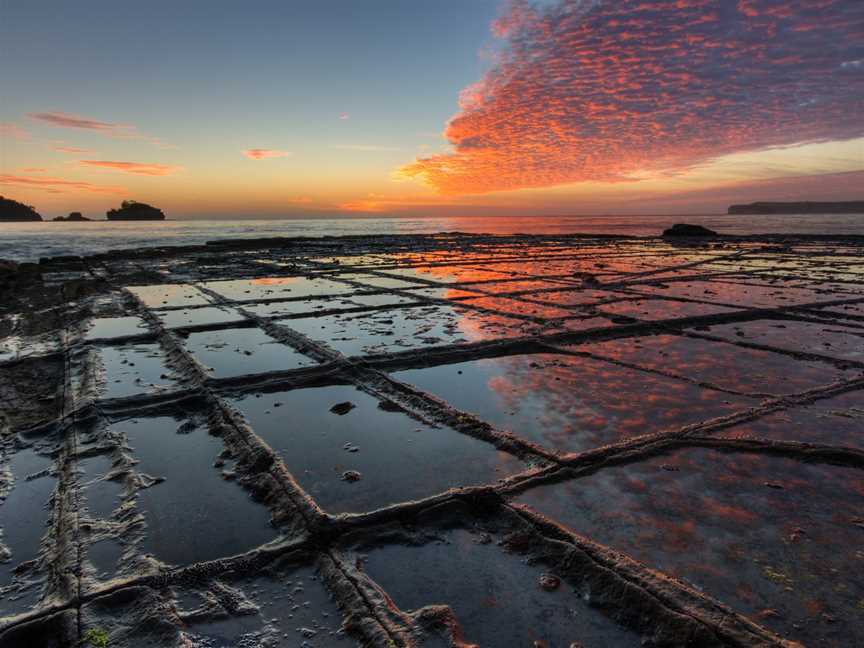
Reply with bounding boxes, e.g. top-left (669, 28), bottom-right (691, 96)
top-left (1, 214), bottom-right (862, 262)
